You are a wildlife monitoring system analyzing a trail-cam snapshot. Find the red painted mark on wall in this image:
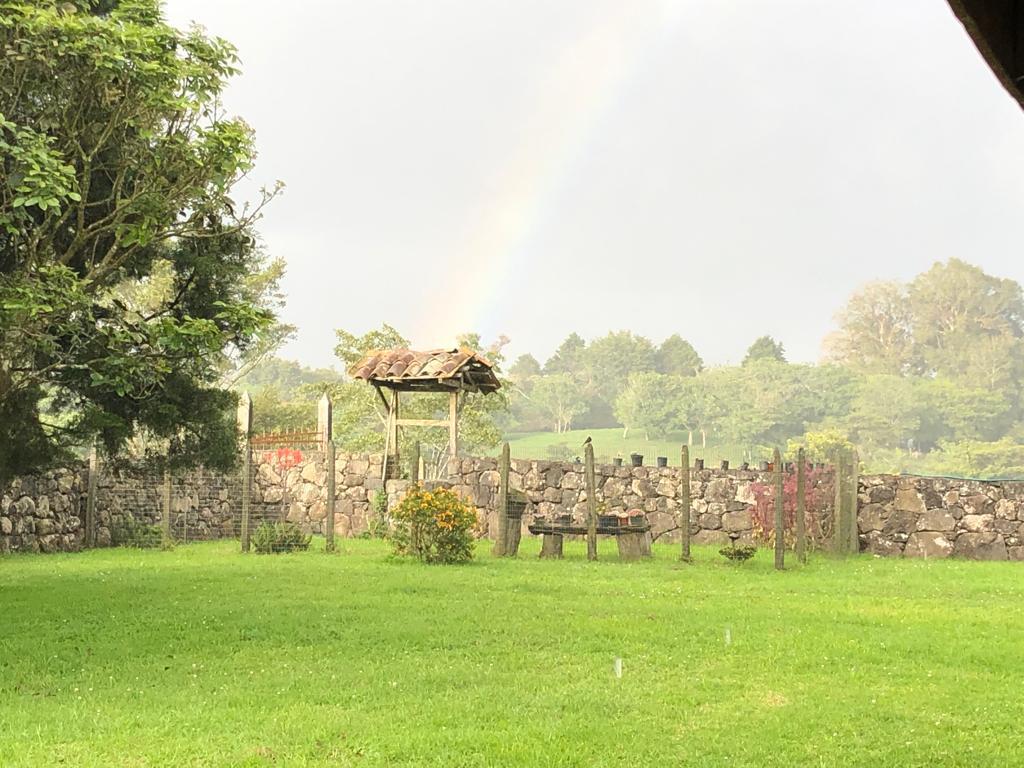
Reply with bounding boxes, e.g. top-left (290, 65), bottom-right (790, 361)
top-left (261, 448), bottom-right (304, 469)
